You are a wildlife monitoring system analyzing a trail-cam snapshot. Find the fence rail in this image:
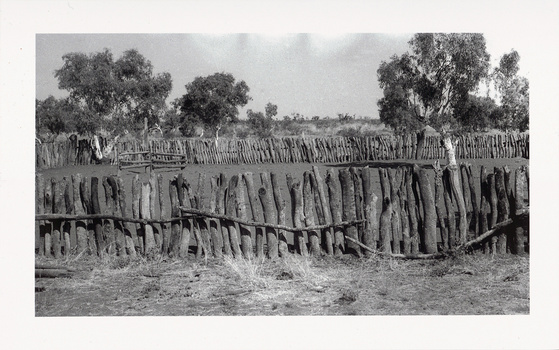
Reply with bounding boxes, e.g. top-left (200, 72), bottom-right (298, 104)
top-left (36, 133), bottom-right (529, 169)
top-left (35, 164), bottom-right (529, 259)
